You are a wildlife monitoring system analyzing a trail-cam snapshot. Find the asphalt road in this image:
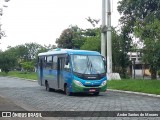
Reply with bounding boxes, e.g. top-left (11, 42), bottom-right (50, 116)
top-left (0, 77), bottom-right (160, 120)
